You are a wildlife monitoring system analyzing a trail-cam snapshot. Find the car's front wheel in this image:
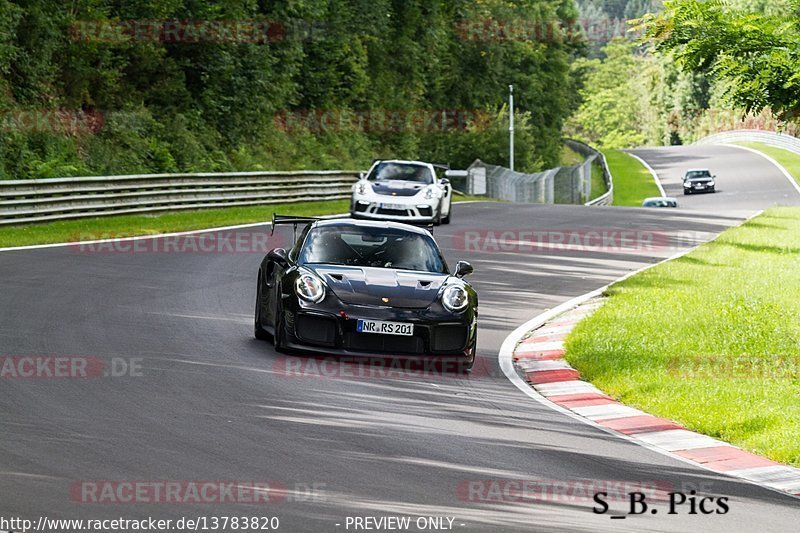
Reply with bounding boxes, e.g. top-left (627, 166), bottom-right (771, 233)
top-left (254, 273), bottom-right (270, 341)
top-left (442, 199), bottom-right (452, 224)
